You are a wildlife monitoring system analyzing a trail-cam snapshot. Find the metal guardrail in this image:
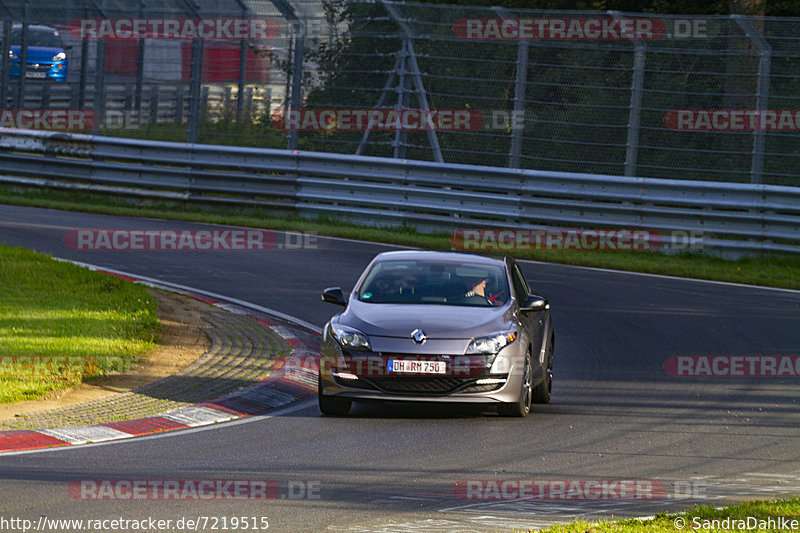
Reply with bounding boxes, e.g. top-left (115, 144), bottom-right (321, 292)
top-left (1, 128), bottom-right (799, 255)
